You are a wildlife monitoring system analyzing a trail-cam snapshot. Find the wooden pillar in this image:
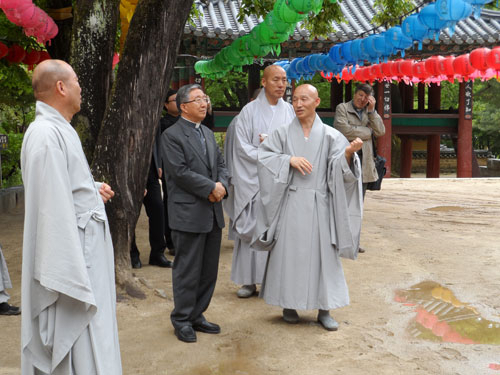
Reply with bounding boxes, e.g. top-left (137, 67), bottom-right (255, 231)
top-left (345, 81), bottom-right (352, 102)
top-left (417, 83), bottom-right (425, 113)
top-left (457, 81), bottom-right (473, 177)
top-left (331, 80), bottom-right (343, 111)
top-left (248, 65), bottom-right (261, 101)
top-left (376, 81), bottom-right (392, 177)
top-left (188, 65), bottom-right (195, 84)
top-left (428, 83), bottom-right (441, 112)
top-left (405, 83), bottom-right (414, 112)
top-left (426, 135), bottom-right (441, 178)
top-left (400, 135), bottom-right (413, 178)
